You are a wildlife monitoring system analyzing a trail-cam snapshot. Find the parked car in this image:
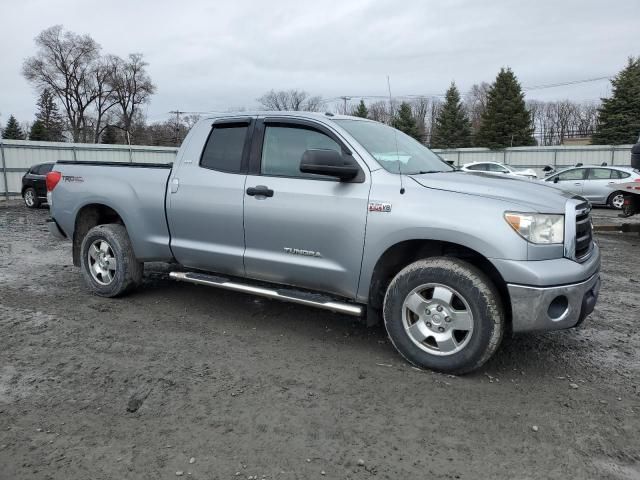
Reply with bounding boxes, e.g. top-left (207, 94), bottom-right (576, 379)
top-left (542, 165), bottom-right (640, 209)
top-left (22, 162), bottom-right (54, 208)
top-left (45, 112), bottom-right (600, 374)
top-left (461, 161), bottom-right (538, 179)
